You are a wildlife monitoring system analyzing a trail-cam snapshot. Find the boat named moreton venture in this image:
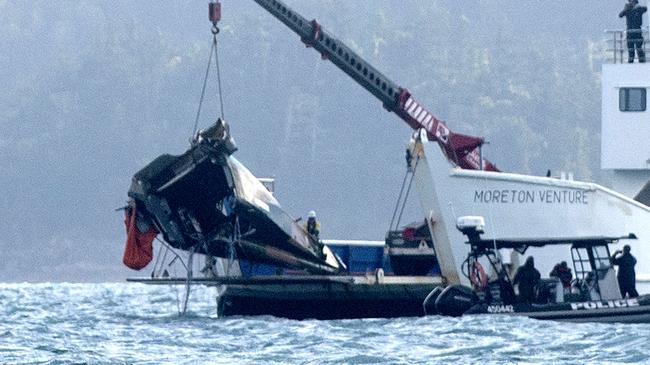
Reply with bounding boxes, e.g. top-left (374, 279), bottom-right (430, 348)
top-left (404, 27), bottom-right (650, 291)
